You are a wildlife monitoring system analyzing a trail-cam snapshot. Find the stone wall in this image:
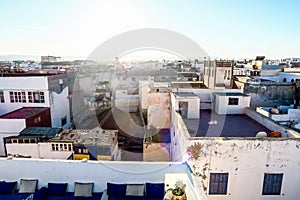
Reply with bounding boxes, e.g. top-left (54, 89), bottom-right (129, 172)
top-left (243, 82), bottom-right (295, 107)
